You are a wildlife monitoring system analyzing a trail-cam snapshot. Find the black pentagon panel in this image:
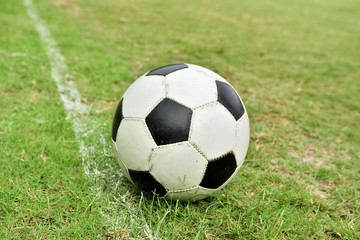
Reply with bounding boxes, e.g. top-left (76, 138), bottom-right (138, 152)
top-left (112, 98), bottom-right (124, 141)
top-left (146, 98), bottom-right (192, 145)
top-left (200, 152), bottom-right (237, 189)
top-left (216, 81), bottom-right (244, 120)
top-left (146, 63), bottom-right (188, 76)
top-left (128, 170), bottom-right (167, 196)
